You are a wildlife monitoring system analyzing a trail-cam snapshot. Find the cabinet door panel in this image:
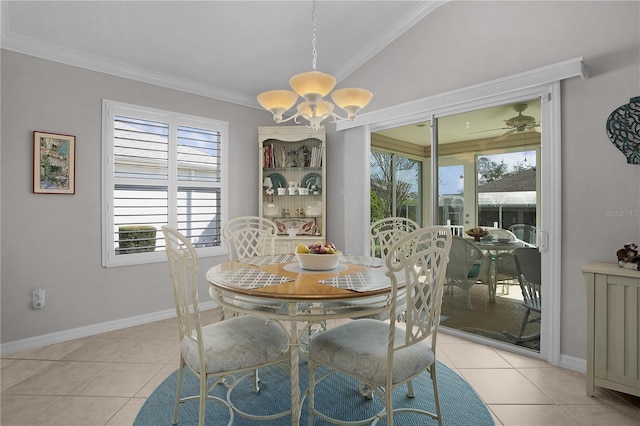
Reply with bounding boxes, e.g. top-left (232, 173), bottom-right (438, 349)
top-left (593, 272), bottom-right (640, 390)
